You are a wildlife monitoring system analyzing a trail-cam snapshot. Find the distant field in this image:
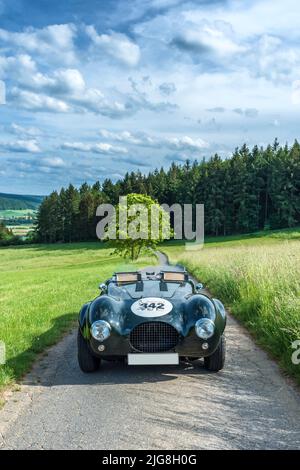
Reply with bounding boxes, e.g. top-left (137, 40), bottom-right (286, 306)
top-left (0, 209), bottom-right (36, 219)
top-left (162, 228), bottom-right (300, 384)
top-left (0, 243), bottom-right (156, 396)
top-left (0, 209), bottom-right (36, 237)
top-left (6, 225), bottom-right (34, 236)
